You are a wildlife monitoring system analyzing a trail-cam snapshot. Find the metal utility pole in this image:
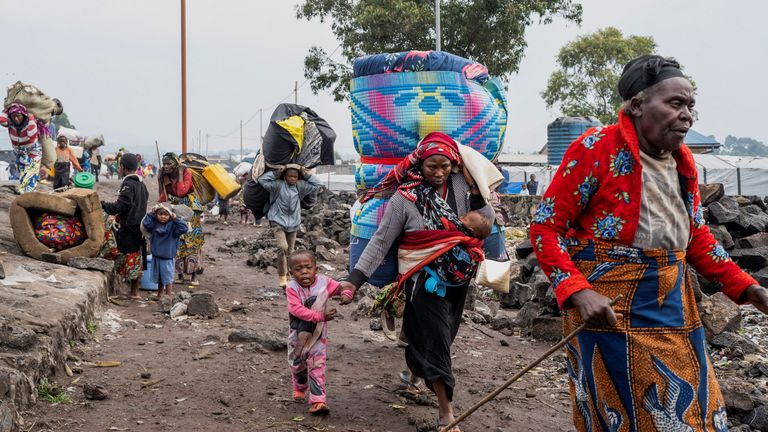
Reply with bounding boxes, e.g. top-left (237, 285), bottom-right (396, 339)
top-left (181, 0), bottom-right (188, 153)
top-left (294, 81), bottom-right (298, 104)
top-left (240, 120), bottom-right (243, 161)
top-left (435, 0), bottom-right (441, 51)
